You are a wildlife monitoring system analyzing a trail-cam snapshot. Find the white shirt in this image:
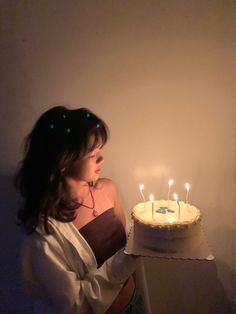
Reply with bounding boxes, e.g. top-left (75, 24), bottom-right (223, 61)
top-left (21, 217), bottom-right (136, 314)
